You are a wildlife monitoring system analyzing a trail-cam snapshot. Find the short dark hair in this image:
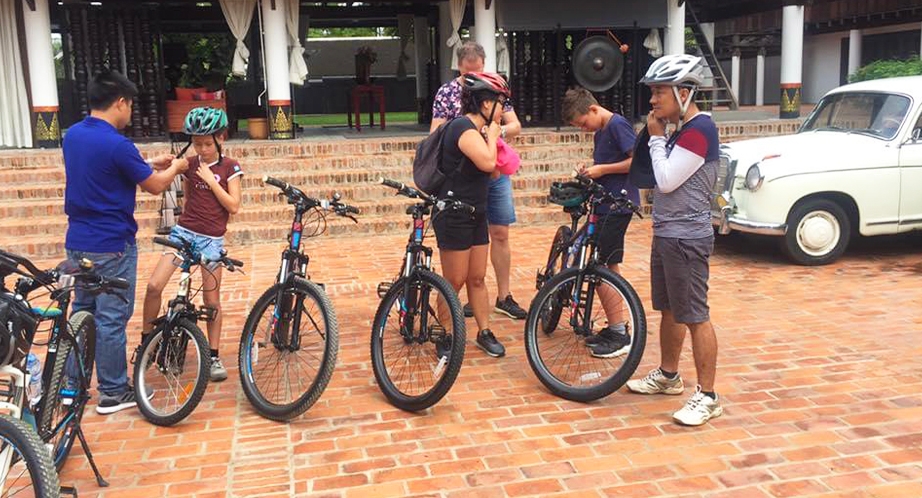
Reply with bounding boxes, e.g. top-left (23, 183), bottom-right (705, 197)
top-left (457, 42), bottom-right (486, 64)
top-left (88, 69), bottom-right (138, 111)
top-left (561, 87), bottom-right (599, 123)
